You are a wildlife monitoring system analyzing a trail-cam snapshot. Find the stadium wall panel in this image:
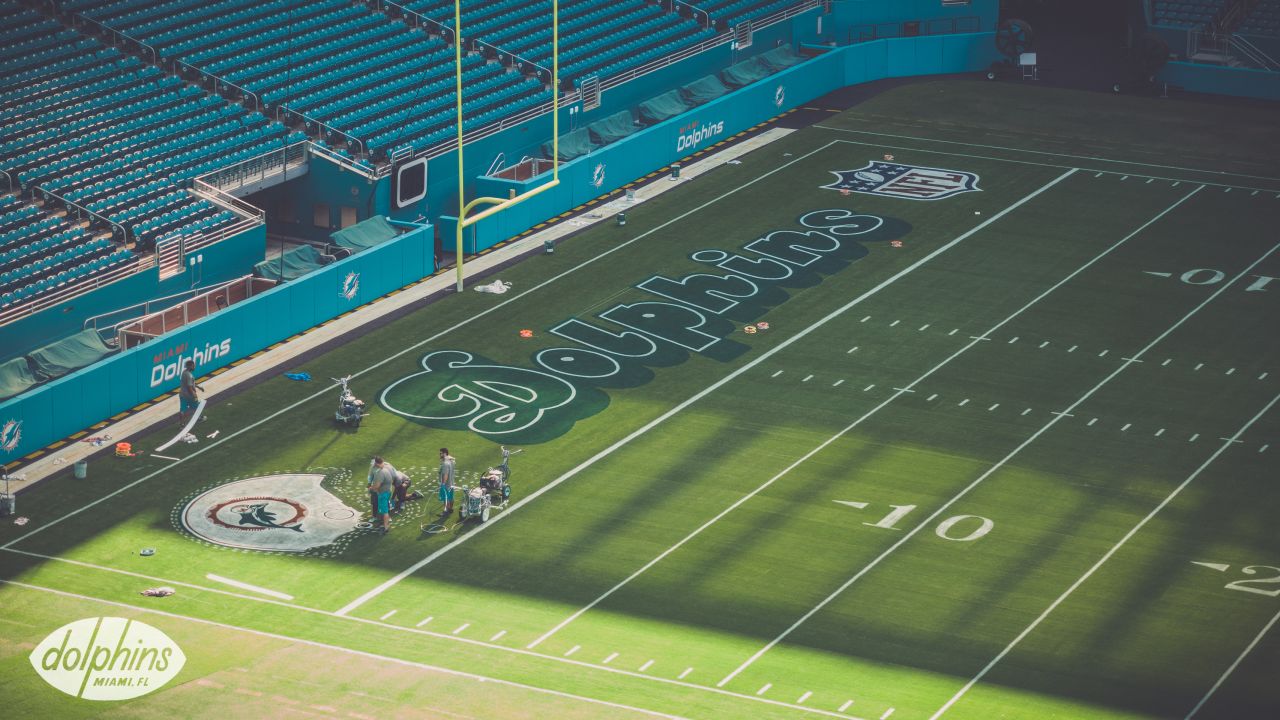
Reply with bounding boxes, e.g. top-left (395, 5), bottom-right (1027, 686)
top-left (0, 225), bottom-right (267, 358)
top-left (0, 222), bottom-right (432, 462)
top-left (1158, 61), bottom-right (1280, 100)
top-left (454, 32), bottom-right (997, 250)
top-left (831, 0), bottom-right (997, 29)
